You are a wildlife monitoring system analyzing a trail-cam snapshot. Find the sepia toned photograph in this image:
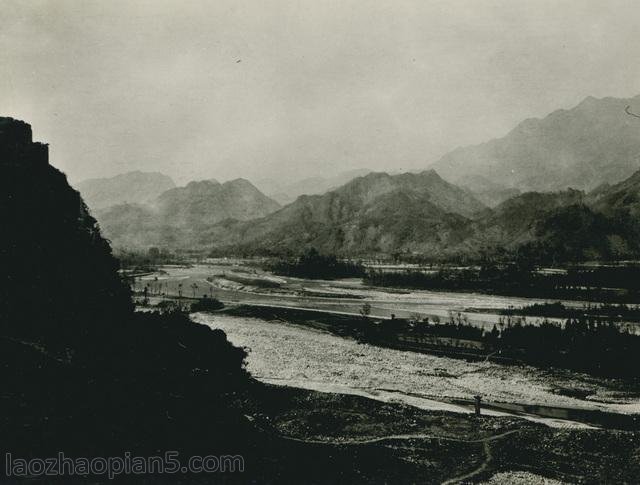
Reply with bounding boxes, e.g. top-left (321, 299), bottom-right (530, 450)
top-left (2, 1), bottom-right (640, 483)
